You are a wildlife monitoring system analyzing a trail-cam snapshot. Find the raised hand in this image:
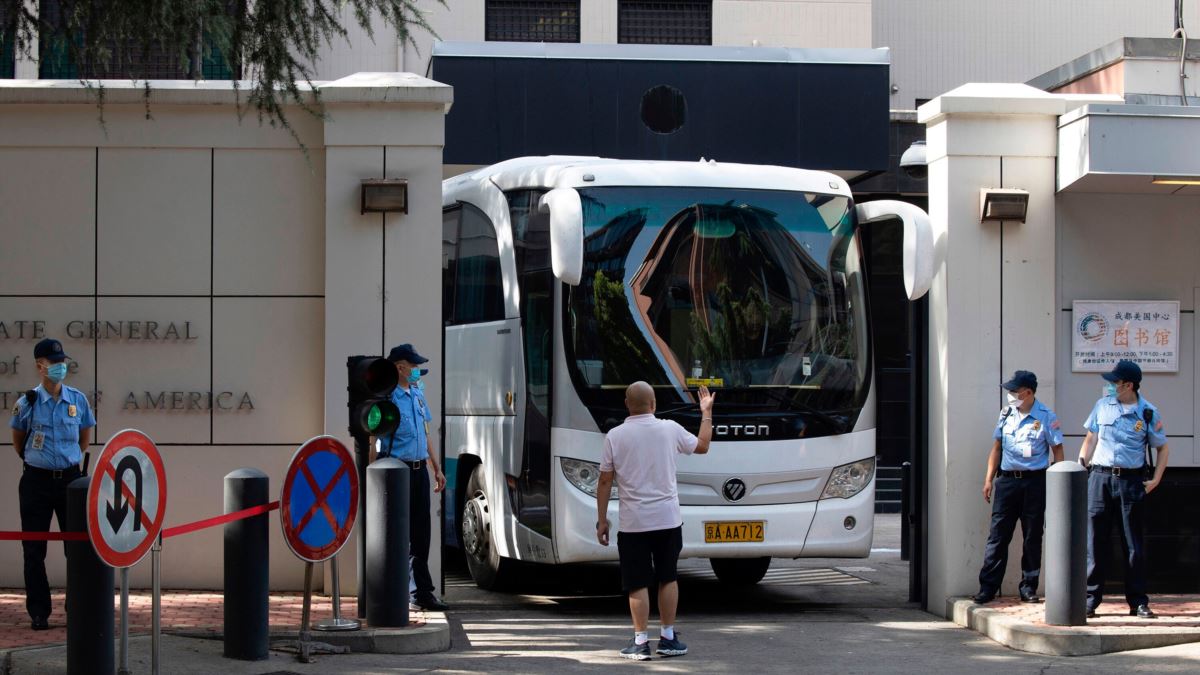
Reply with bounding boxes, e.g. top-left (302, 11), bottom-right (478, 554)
top-left (698, 384), bottom-right (716, 416)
